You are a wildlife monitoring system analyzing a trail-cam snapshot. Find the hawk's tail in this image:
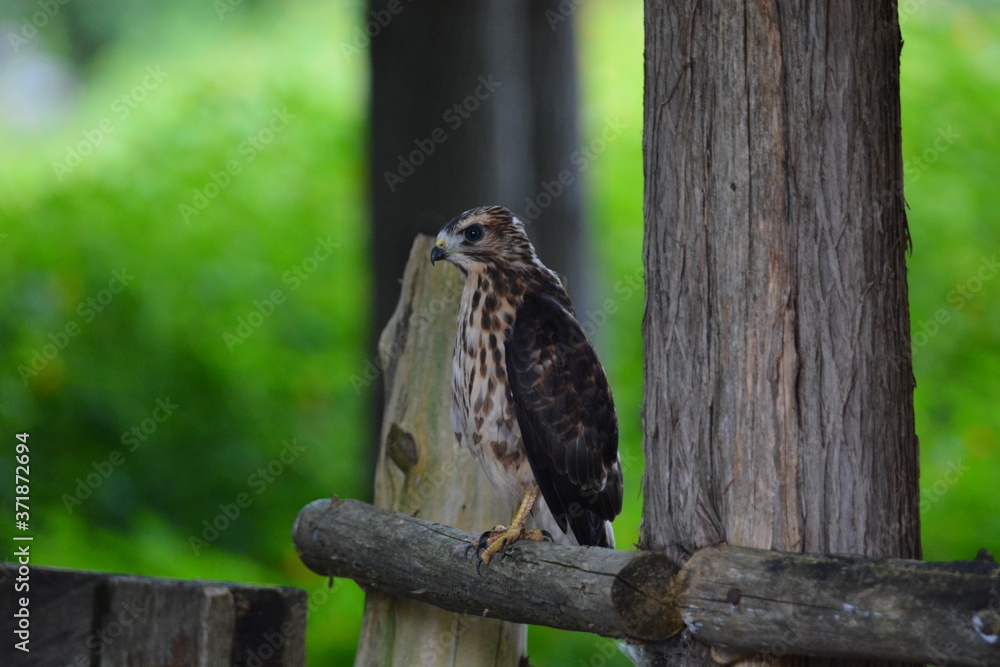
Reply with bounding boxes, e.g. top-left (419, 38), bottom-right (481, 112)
top-left (576, 511), bottom-right (615, 549)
